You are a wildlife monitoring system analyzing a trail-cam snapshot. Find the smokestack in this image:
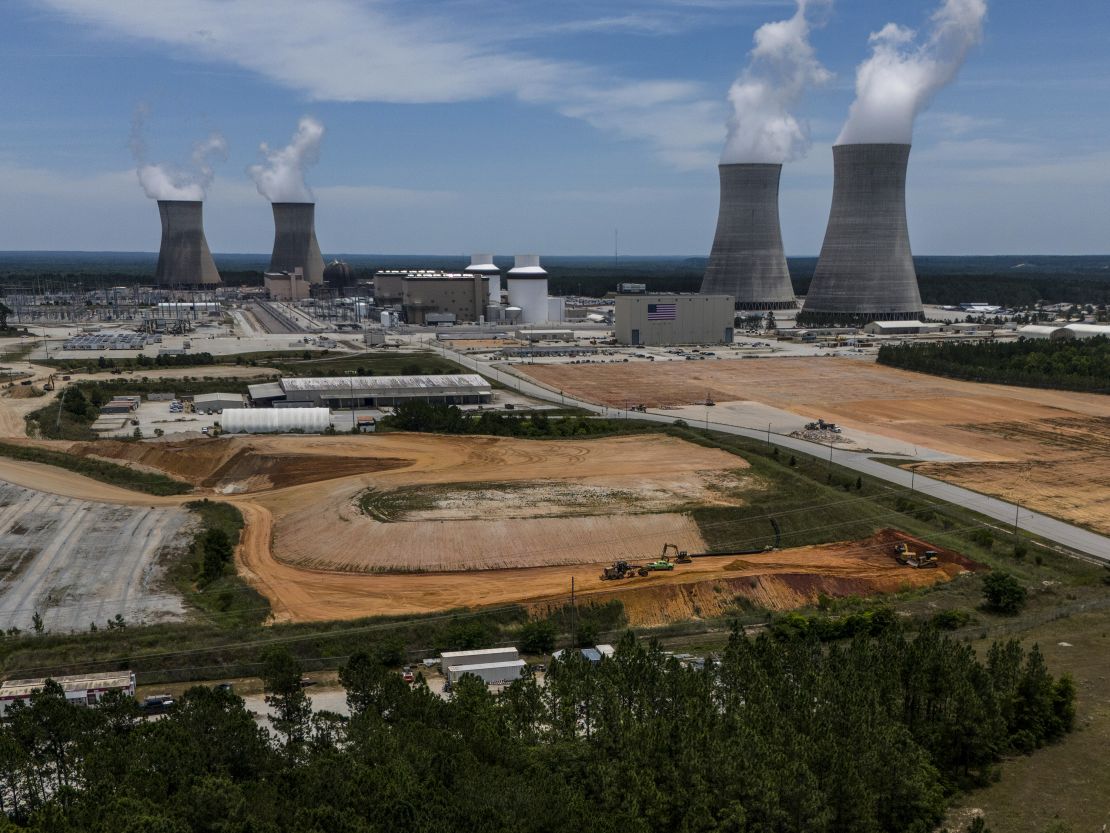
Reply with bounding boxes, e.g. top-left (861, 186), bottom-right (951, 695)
top-left (154, 200), bottom-right (221, 287)
top-left (800, 143), bottom-right (923, 325)
top-left (465, 253), bottom-right (502, 304)
top-left (269, 202), bottom-right (324, 285)
top-left (700, 164), bottom-right (796, 310)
